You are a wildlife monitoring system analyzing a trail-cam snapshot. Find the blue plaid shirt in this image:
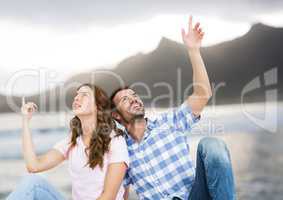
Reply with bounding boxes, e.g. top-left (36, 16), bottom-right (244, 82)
top-left (123, 103), bottom-right (200, 200)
